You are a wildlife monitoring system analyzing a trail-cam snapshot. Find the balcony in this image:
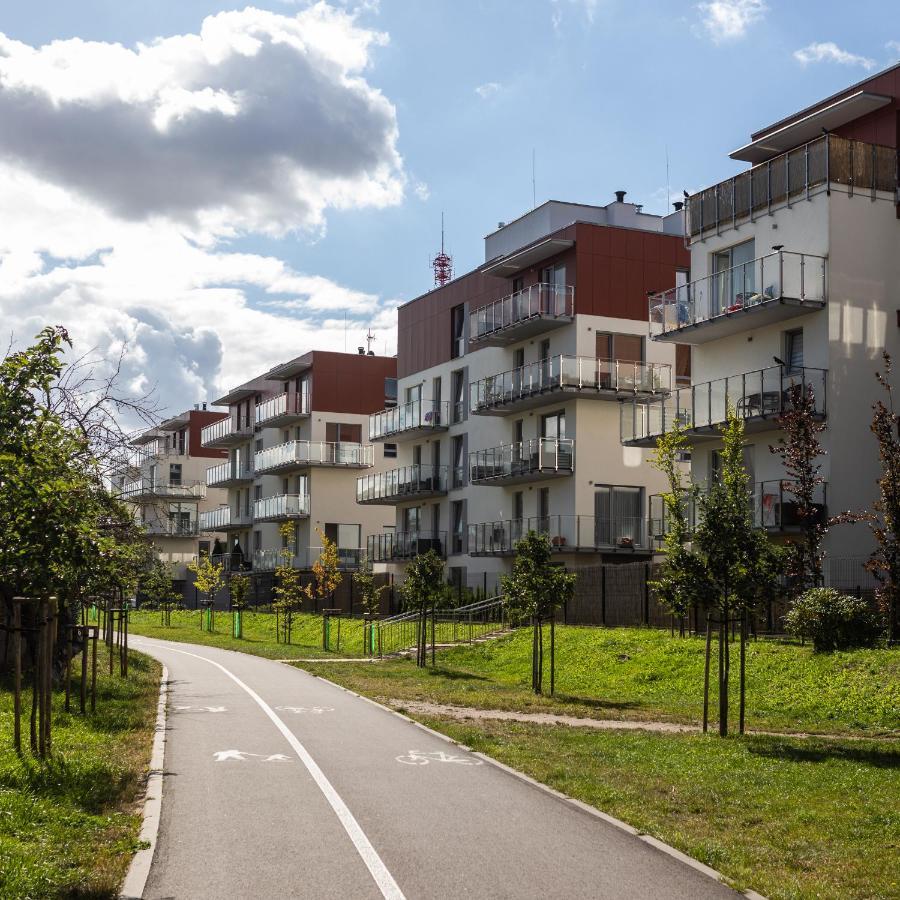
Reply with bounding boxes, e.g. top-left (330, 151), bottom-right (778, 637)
top-left (649, 480), bottom-right (828, 547)
top-left (254, 440), bottom-right (373, 475)
top-left (206, 460), bottom-right (254, 488)
top-left (253, 493), bottom-right (310, 522)
top-left (649, 251), bottom-right (826, 344)
top-left (622, 365), bottom-right (826, 447)
top-left (121, 479), bottom-right (206, 501)
top-left (199, 507), bottom-right (253, 532)
top-left (201, 416), bottom-right (254, 449)
top-left (252, 547), bottom-right (363, 572)
top-left (357, 464), bottom-right (448, 505)
top-left (367, 530), bottom-right (446, 562)
top-left (369, 400), bottom-right (450, 442)
top-left (469, 282), bottom-right (574, 347)
top-left (469, 438), bottom-right (574, 486)
top-left (471, 355), bottom-right (670, 416)
top-left (126, 440), bottom-right (176, 469)
top-left (687, 134), bottom-right (897, 241)
top-left (144, 520), bottom-right (200, 538)
top-left (255, 391), bottom-right (310, 427)
top-left (468, 515), bottom-right (648, 556)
